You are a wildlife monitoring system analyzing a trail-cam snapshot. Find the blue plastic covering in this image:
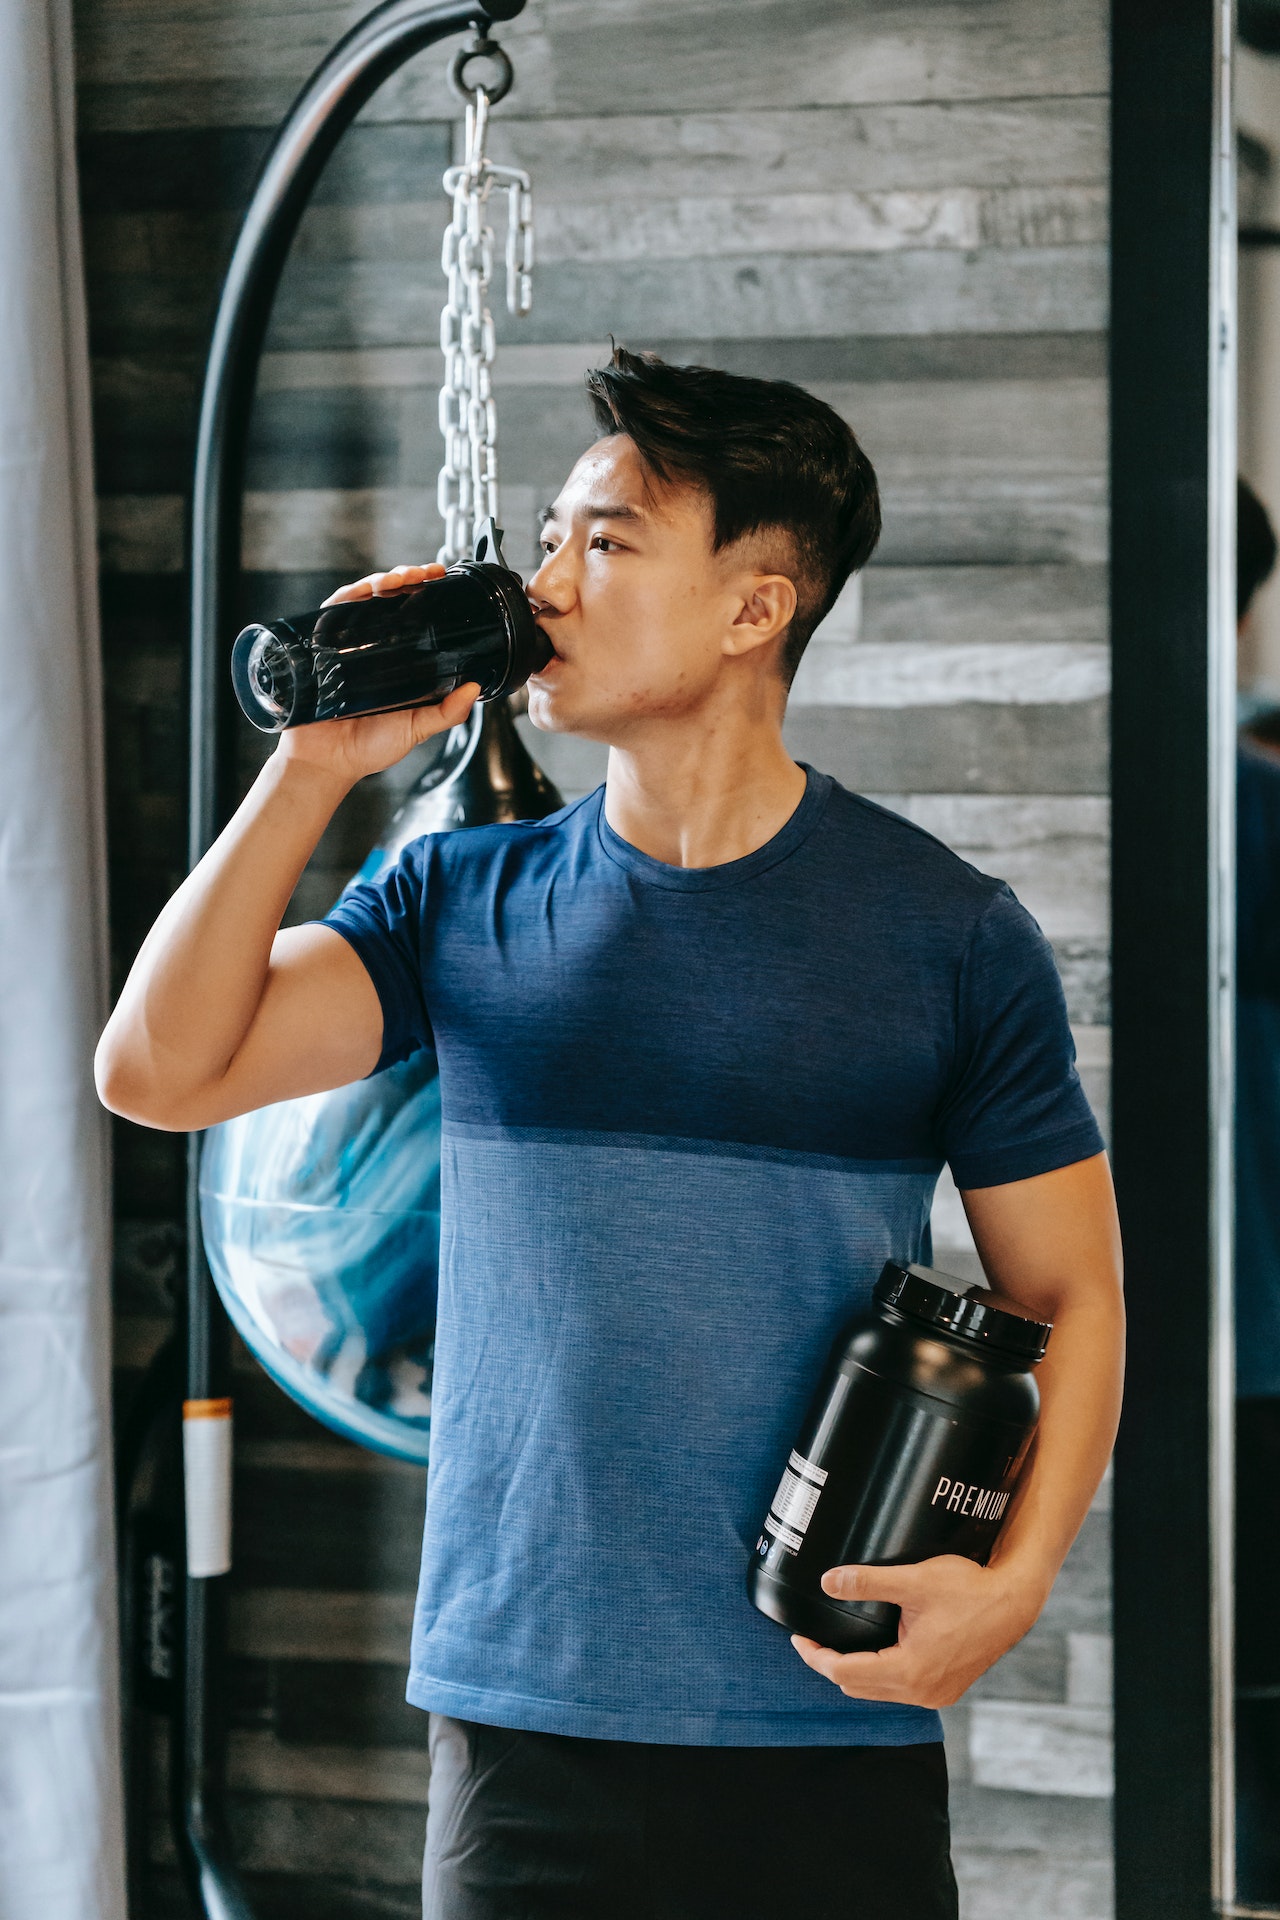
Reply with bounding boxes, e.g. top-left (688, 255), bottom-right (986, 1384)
top-left (199, 1046), bottom-right (441, 1462)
